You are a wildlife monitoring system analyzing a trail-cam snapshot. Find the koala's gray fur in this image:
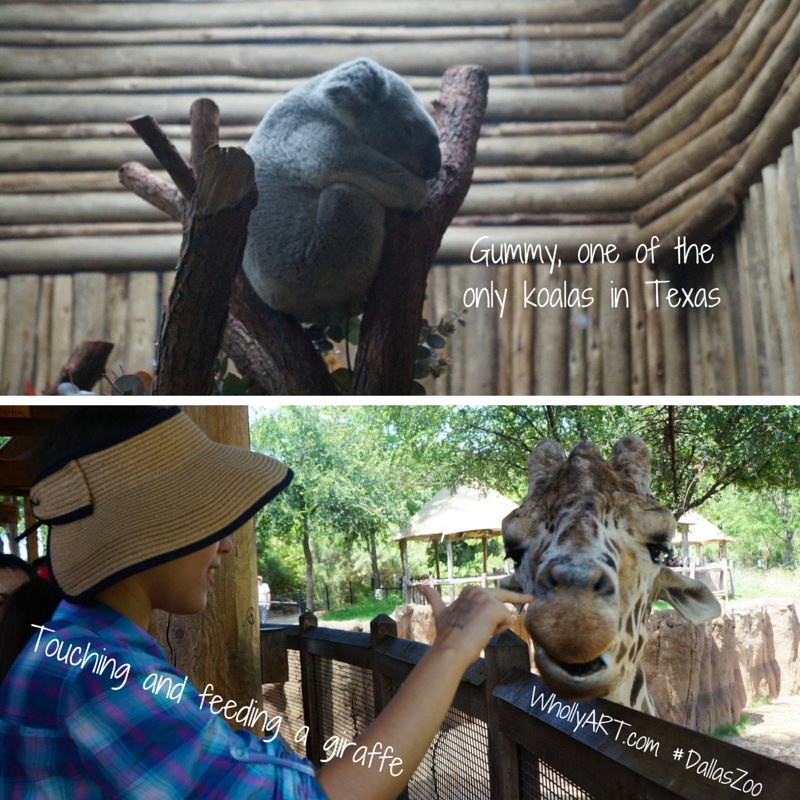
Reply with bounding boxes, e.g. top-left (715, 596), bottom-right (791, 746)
top-left (243, 58), bottom-right (441, 323)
